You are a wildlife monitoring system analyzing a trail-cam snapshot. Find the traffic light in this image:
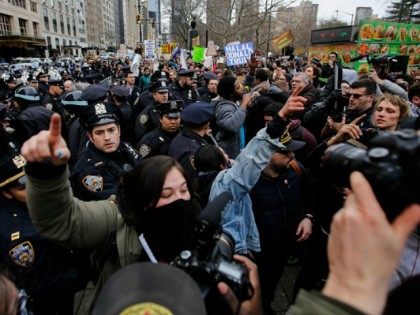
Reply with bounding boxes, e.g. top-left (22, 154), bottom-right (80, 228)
top-left (136, 15), bottom-right (141, 24)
